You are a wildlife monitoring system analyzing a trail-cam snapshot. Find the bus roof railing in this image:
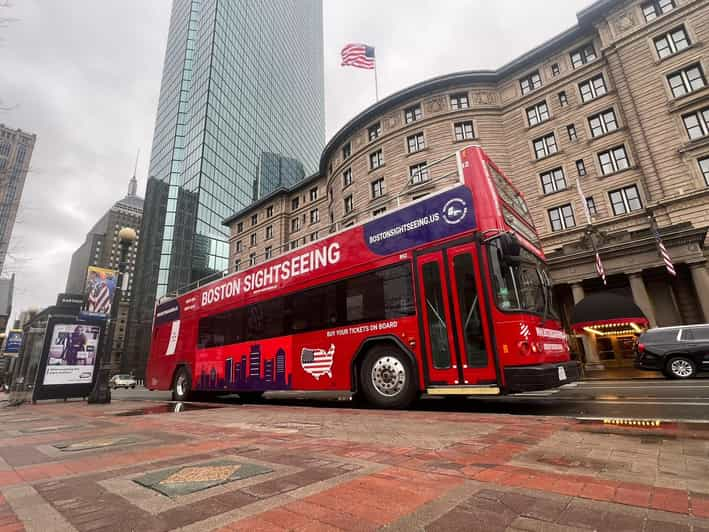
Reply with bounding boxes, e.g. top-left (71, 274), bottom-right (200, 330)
top-left (159, 148), bottom-right (473, 303)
